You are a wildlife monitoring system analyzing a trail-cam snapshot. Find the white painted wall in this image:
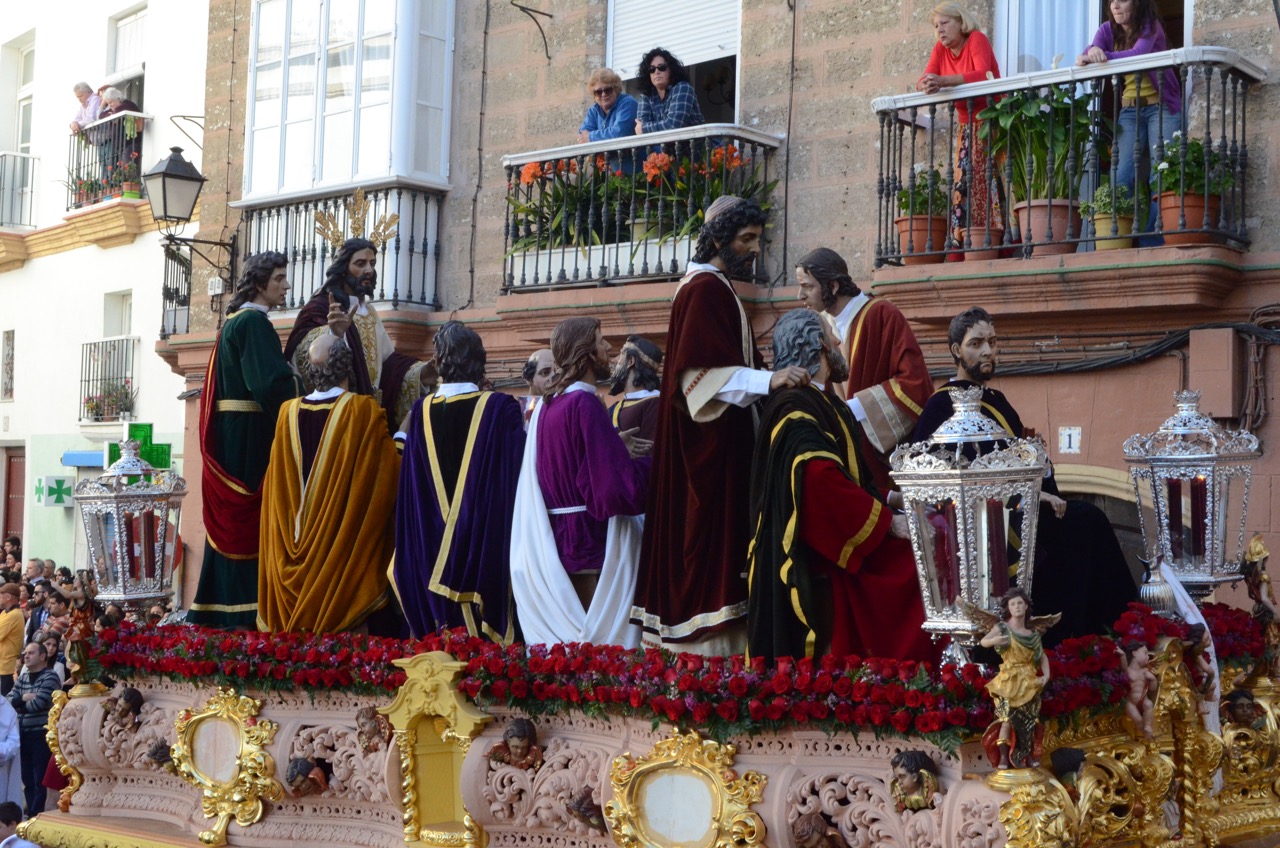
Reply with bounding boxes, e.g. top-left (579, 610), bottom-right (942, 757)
top-left (0, 0), bottom-right (208, 559)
